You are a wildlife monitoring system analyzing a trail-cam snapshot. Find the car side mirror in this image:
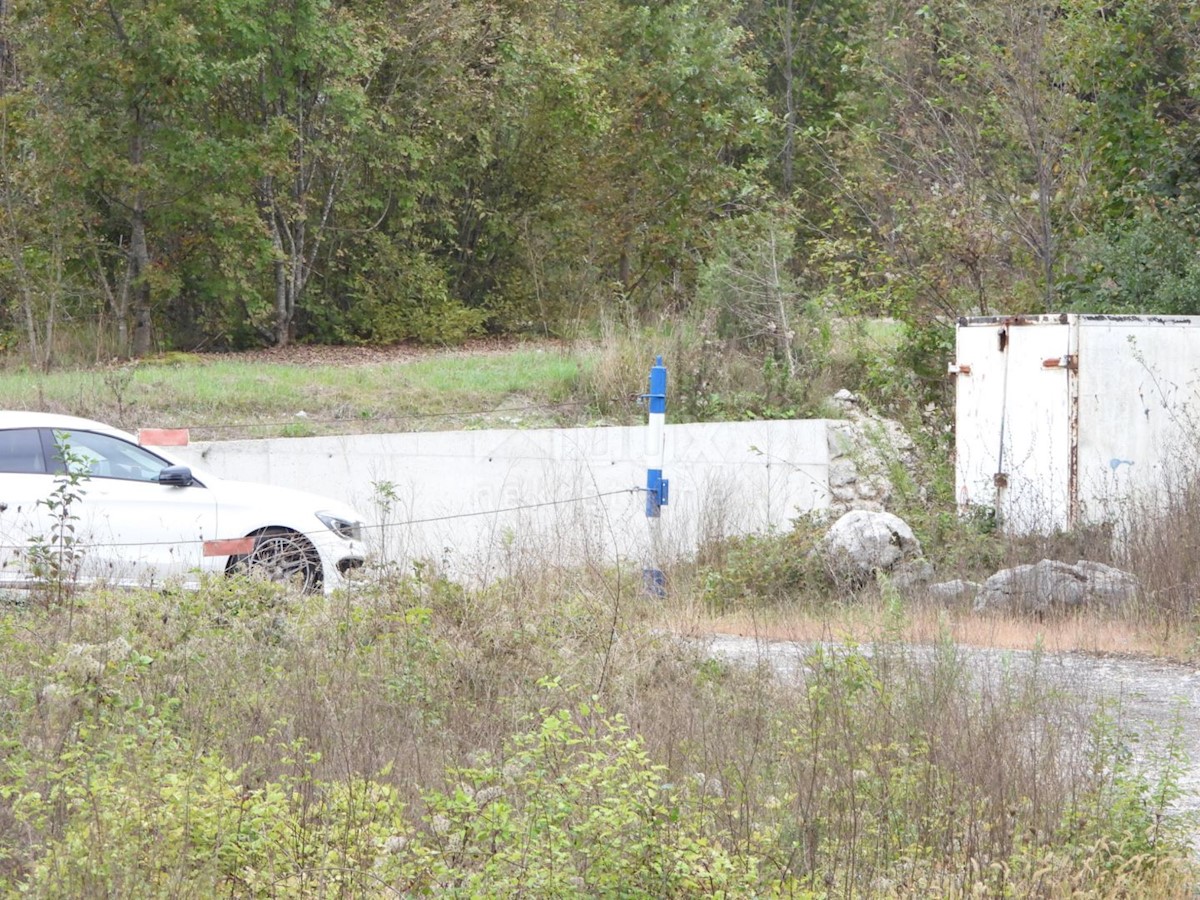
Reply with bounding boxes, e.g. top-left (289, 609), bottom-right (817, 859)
top-left (158, 465), bottom-right (194, 487)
